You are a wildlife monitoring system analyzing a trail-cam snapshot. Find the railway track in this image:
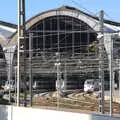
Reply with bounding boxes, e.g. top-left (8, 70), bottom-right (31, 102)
top-left (33, 91), bottom-right (120, 115)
